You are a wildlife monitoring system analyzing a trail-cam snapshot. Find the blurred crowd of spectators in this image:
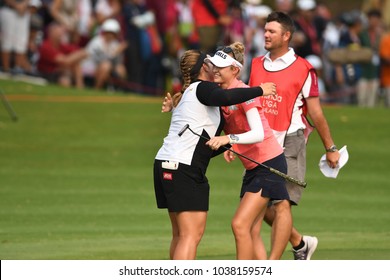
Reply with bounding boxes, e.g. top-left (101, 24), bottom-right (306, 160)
top-left (0, 0), bottom-right (390, 106)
